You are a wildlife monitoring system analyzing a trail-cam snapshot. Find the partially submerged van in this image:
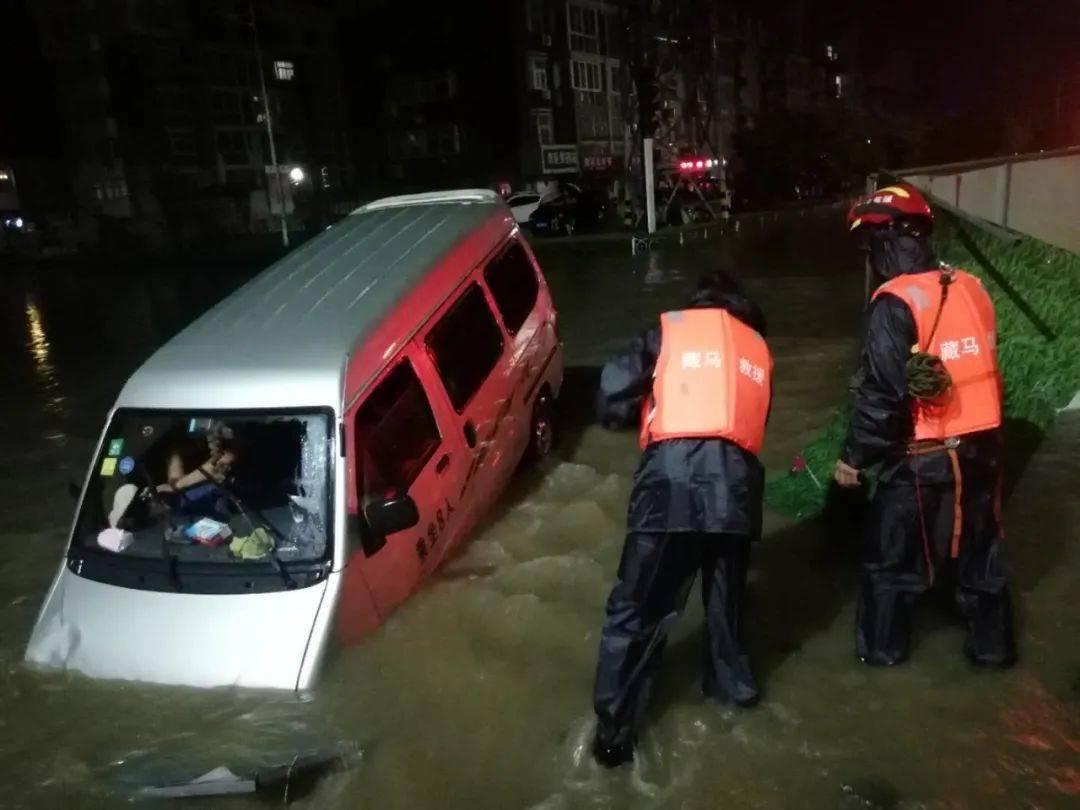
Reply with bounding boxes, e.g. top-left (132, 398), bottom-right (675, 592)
top-left (26, 189), bottom-right (563, 691)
